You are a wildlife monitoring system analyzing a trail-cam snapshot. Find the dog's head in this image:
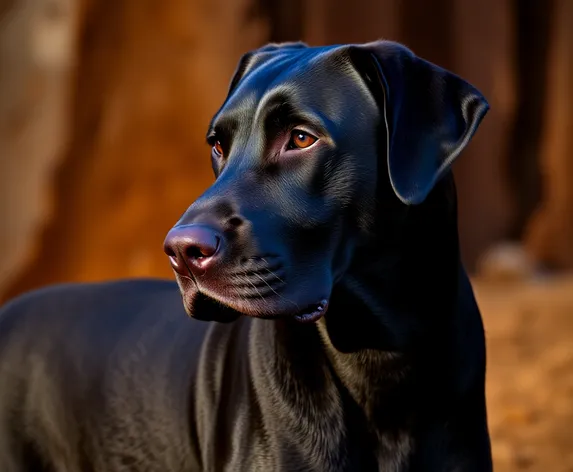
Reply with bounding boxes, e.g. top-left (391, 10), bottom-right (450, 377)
top-left (164, 41), bottom-right (488, 323)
